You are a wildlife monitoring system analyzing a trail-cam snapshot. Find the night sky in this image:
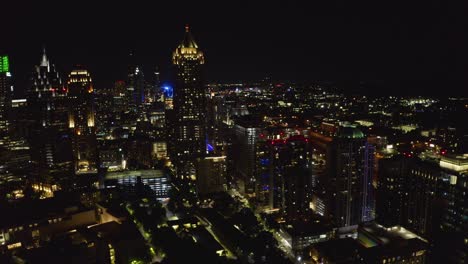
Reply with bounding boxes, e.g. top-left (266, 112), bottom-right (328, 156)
top-left (3, 1), bottom-right (468, 96)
